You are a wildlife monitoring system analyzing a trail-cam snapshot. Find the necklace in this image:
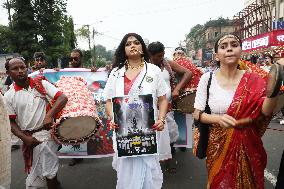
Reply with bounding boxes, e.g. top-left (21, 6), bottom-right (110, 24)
top-left (127, 62), bottom-right (144, 70)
